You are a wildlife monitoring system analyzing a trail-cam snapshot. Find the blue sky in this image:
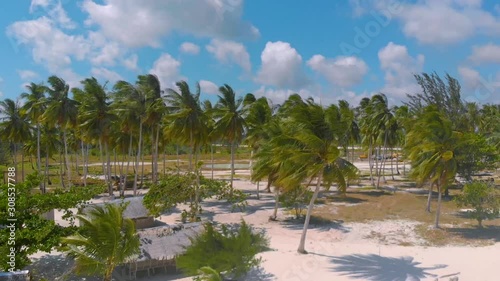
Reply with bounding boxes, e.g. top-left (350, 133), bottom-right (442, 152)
top-left (1, 0), bottom-right (499, 105)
